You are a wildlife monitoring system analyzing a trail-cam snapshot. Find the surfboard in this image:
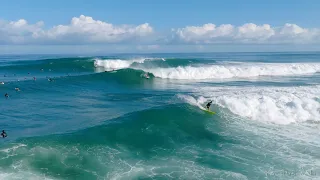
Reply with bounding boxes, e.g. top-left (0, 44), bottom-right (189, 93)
top-left (203, 109), bottom-right (216, 114)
